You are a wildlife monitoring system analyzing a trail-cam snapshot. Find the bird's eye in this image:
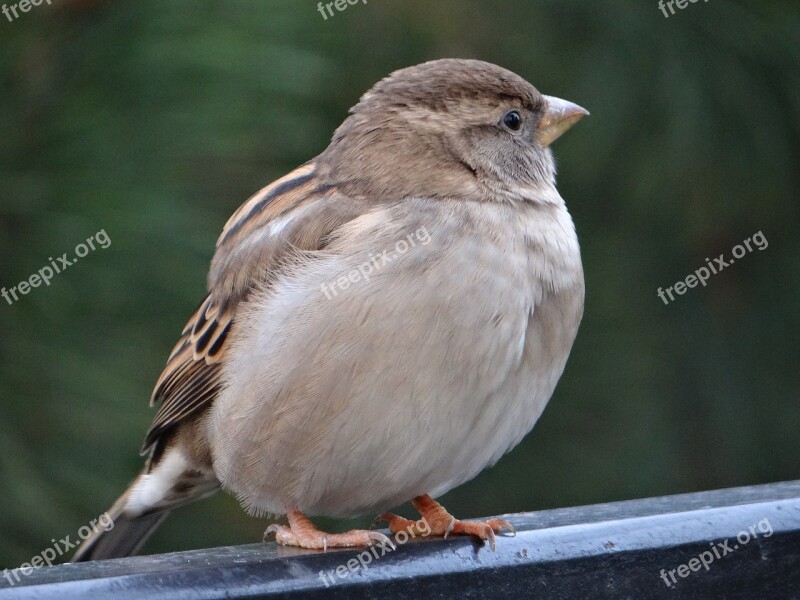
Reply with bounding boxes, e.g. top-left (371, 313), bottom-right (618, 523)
top-left (502, 110), bottom-right (522, 132)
